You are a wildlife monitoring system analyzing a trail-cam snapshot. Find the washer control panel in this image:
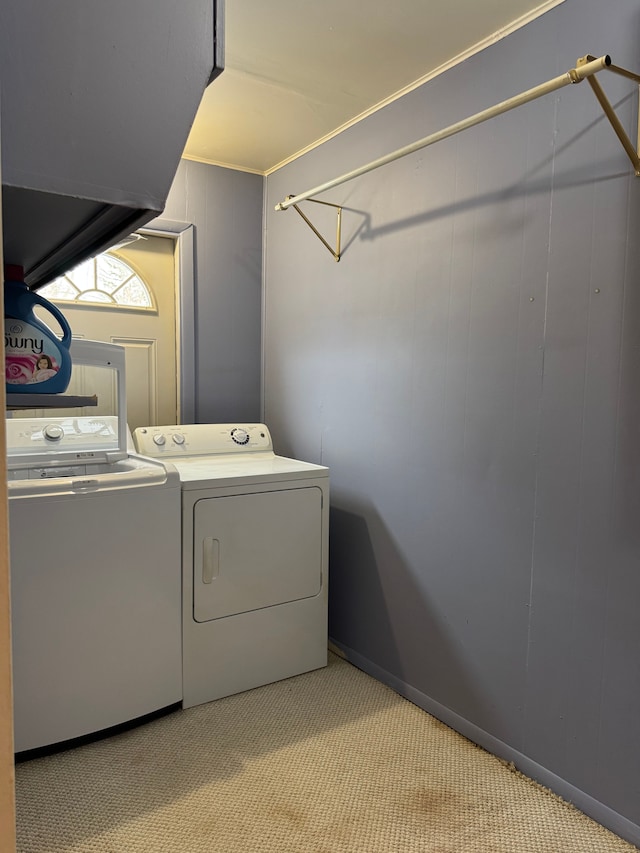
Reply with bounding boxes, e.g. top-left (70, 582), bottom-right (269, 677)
top-left (133, 423), bottom-right (273, 458)
top-left (6, 416), bottom-right (120, 455)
